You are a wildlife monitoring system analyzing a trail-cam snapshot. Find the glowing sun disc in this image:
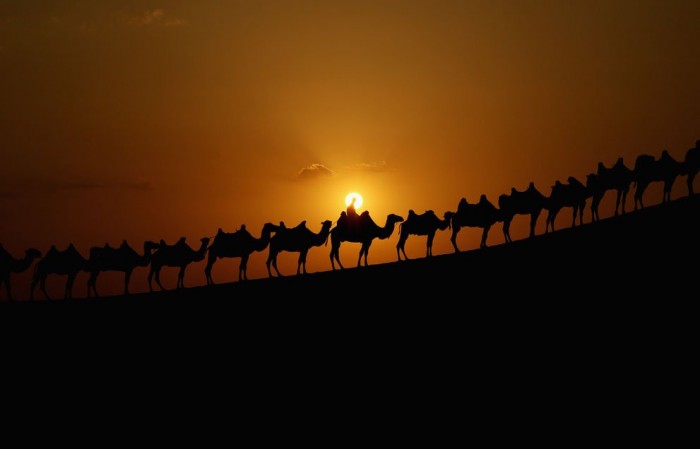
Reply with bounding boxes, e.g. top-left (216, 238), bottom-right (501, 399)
top-left (345, 192), bottom-right (363, 209)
